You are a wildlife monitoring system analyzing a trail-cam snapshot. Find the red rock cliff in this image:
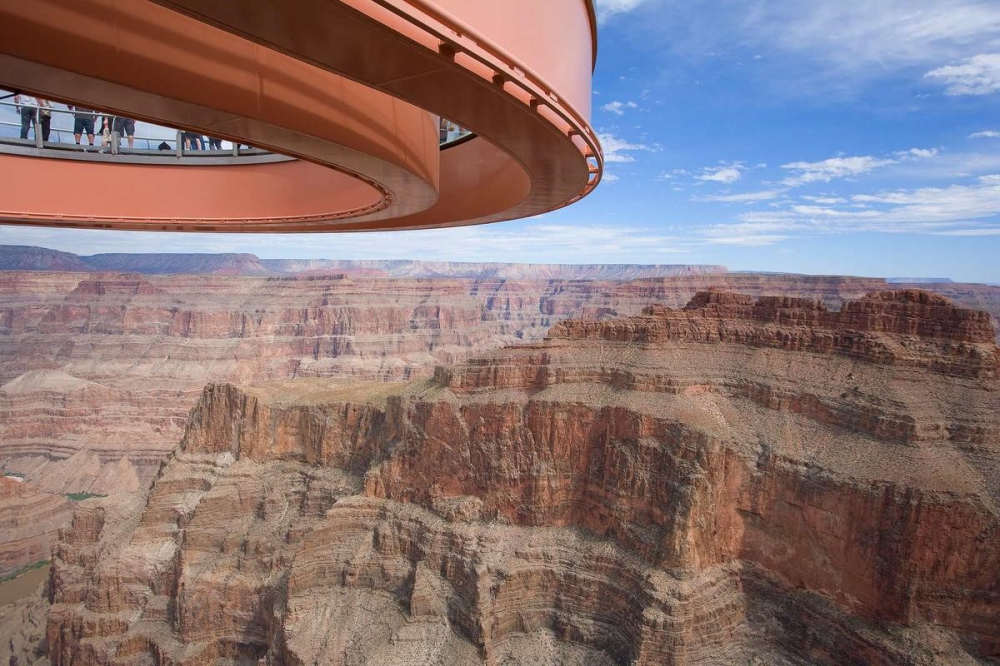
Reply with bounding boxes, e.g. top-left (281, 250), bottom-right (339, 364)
top-left (38, 290), bottom-right (1000, 665)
